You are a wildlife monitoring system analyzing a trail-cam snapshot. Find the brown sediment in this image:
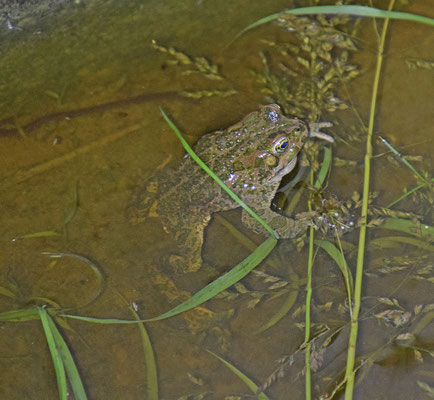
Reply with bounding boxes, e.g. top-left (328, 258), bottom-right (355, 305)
top-left (0, 91), bottom-right (188, 137)
top-left (11, 123), bottom-right (143, 184)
